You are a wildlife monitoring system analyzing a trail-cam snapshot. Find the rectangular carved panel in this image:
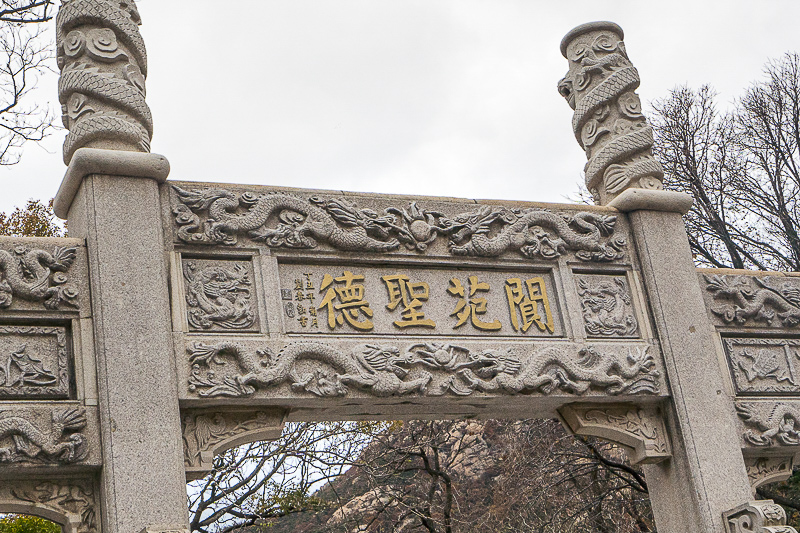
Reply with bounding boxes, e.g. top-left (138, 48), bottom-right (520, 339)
top-left (725, 338), bottom-right (800, 396)
top-left (575, 273), bottom-right (639, 338)
top-left (182, 257), bottom-right (260, 333)
top-left (278, 262), bottom-right (563, 337)
top-left (0, 326), bottom-right (70, 399)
